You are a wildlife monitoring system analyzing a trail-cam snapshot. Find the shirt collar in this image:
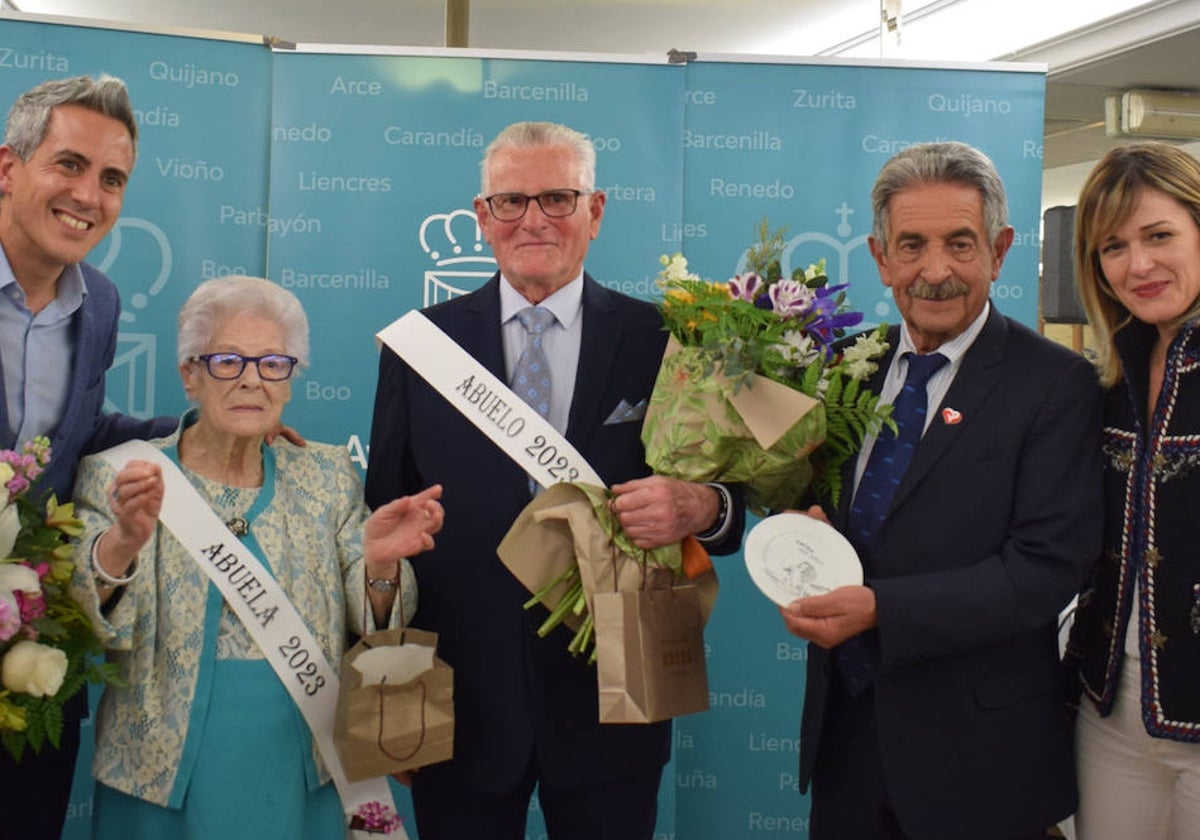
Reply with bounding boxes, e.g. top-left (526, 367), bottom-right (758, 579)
top-left (499, 272), bottom-right (584, 329)
top-left (0, 243), bottom-right (88, 313)
top-left (896, 300), bottom-right (991, 364)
